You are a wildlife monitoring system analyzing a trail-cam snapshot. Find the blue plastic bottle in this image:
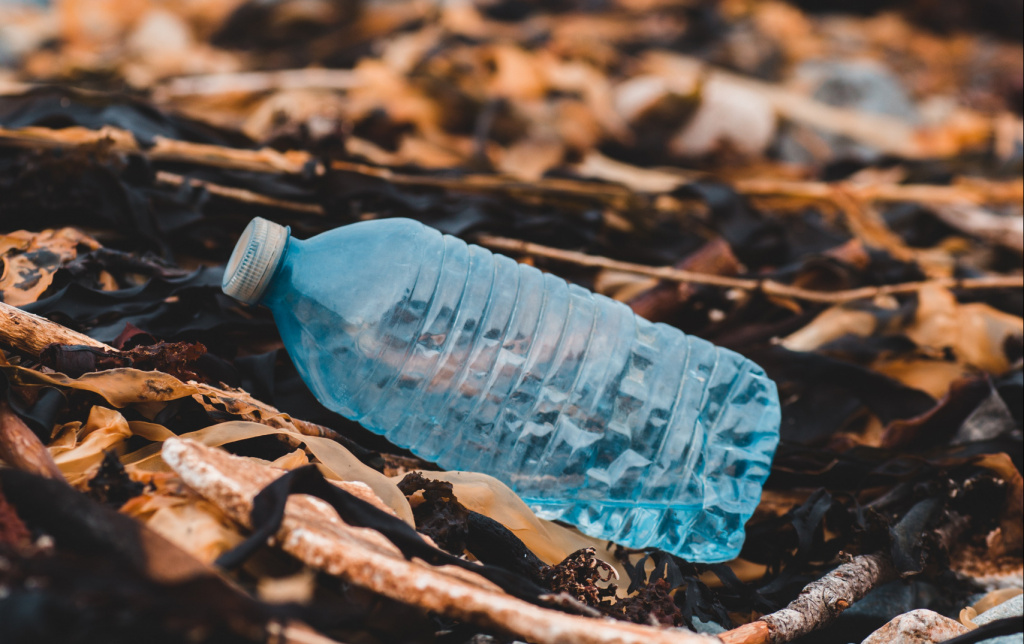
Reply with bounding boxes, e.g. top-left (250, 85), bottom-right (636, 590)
top-left (223, 217), bottom-right (780, 562)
